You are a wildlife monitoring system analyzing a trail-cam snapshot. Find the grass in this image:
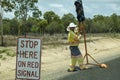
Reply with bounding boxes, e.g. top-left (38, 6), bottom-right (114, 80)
top-left (0, 33), bottom-right (119, 60)
top-left (0, 33), bottom-right (119, 47)
top-left (0, 47), bottom-right (16, 60)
